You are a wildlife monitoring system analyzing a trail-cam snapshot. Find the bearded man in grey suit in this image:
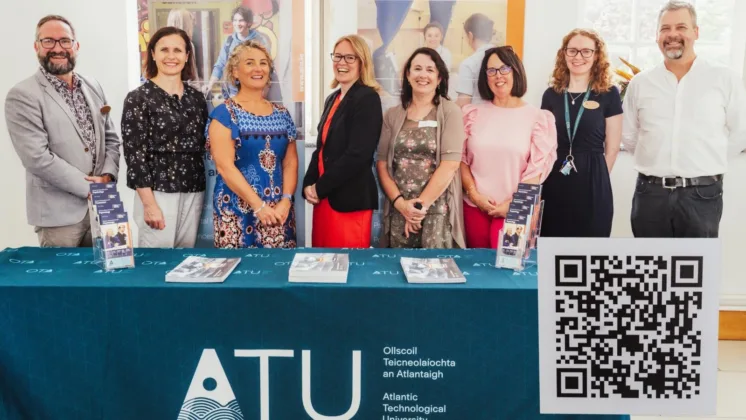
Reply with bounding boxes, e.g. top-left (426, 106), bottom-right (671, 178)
top-left (5, 15), bottom-right (121, 247)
